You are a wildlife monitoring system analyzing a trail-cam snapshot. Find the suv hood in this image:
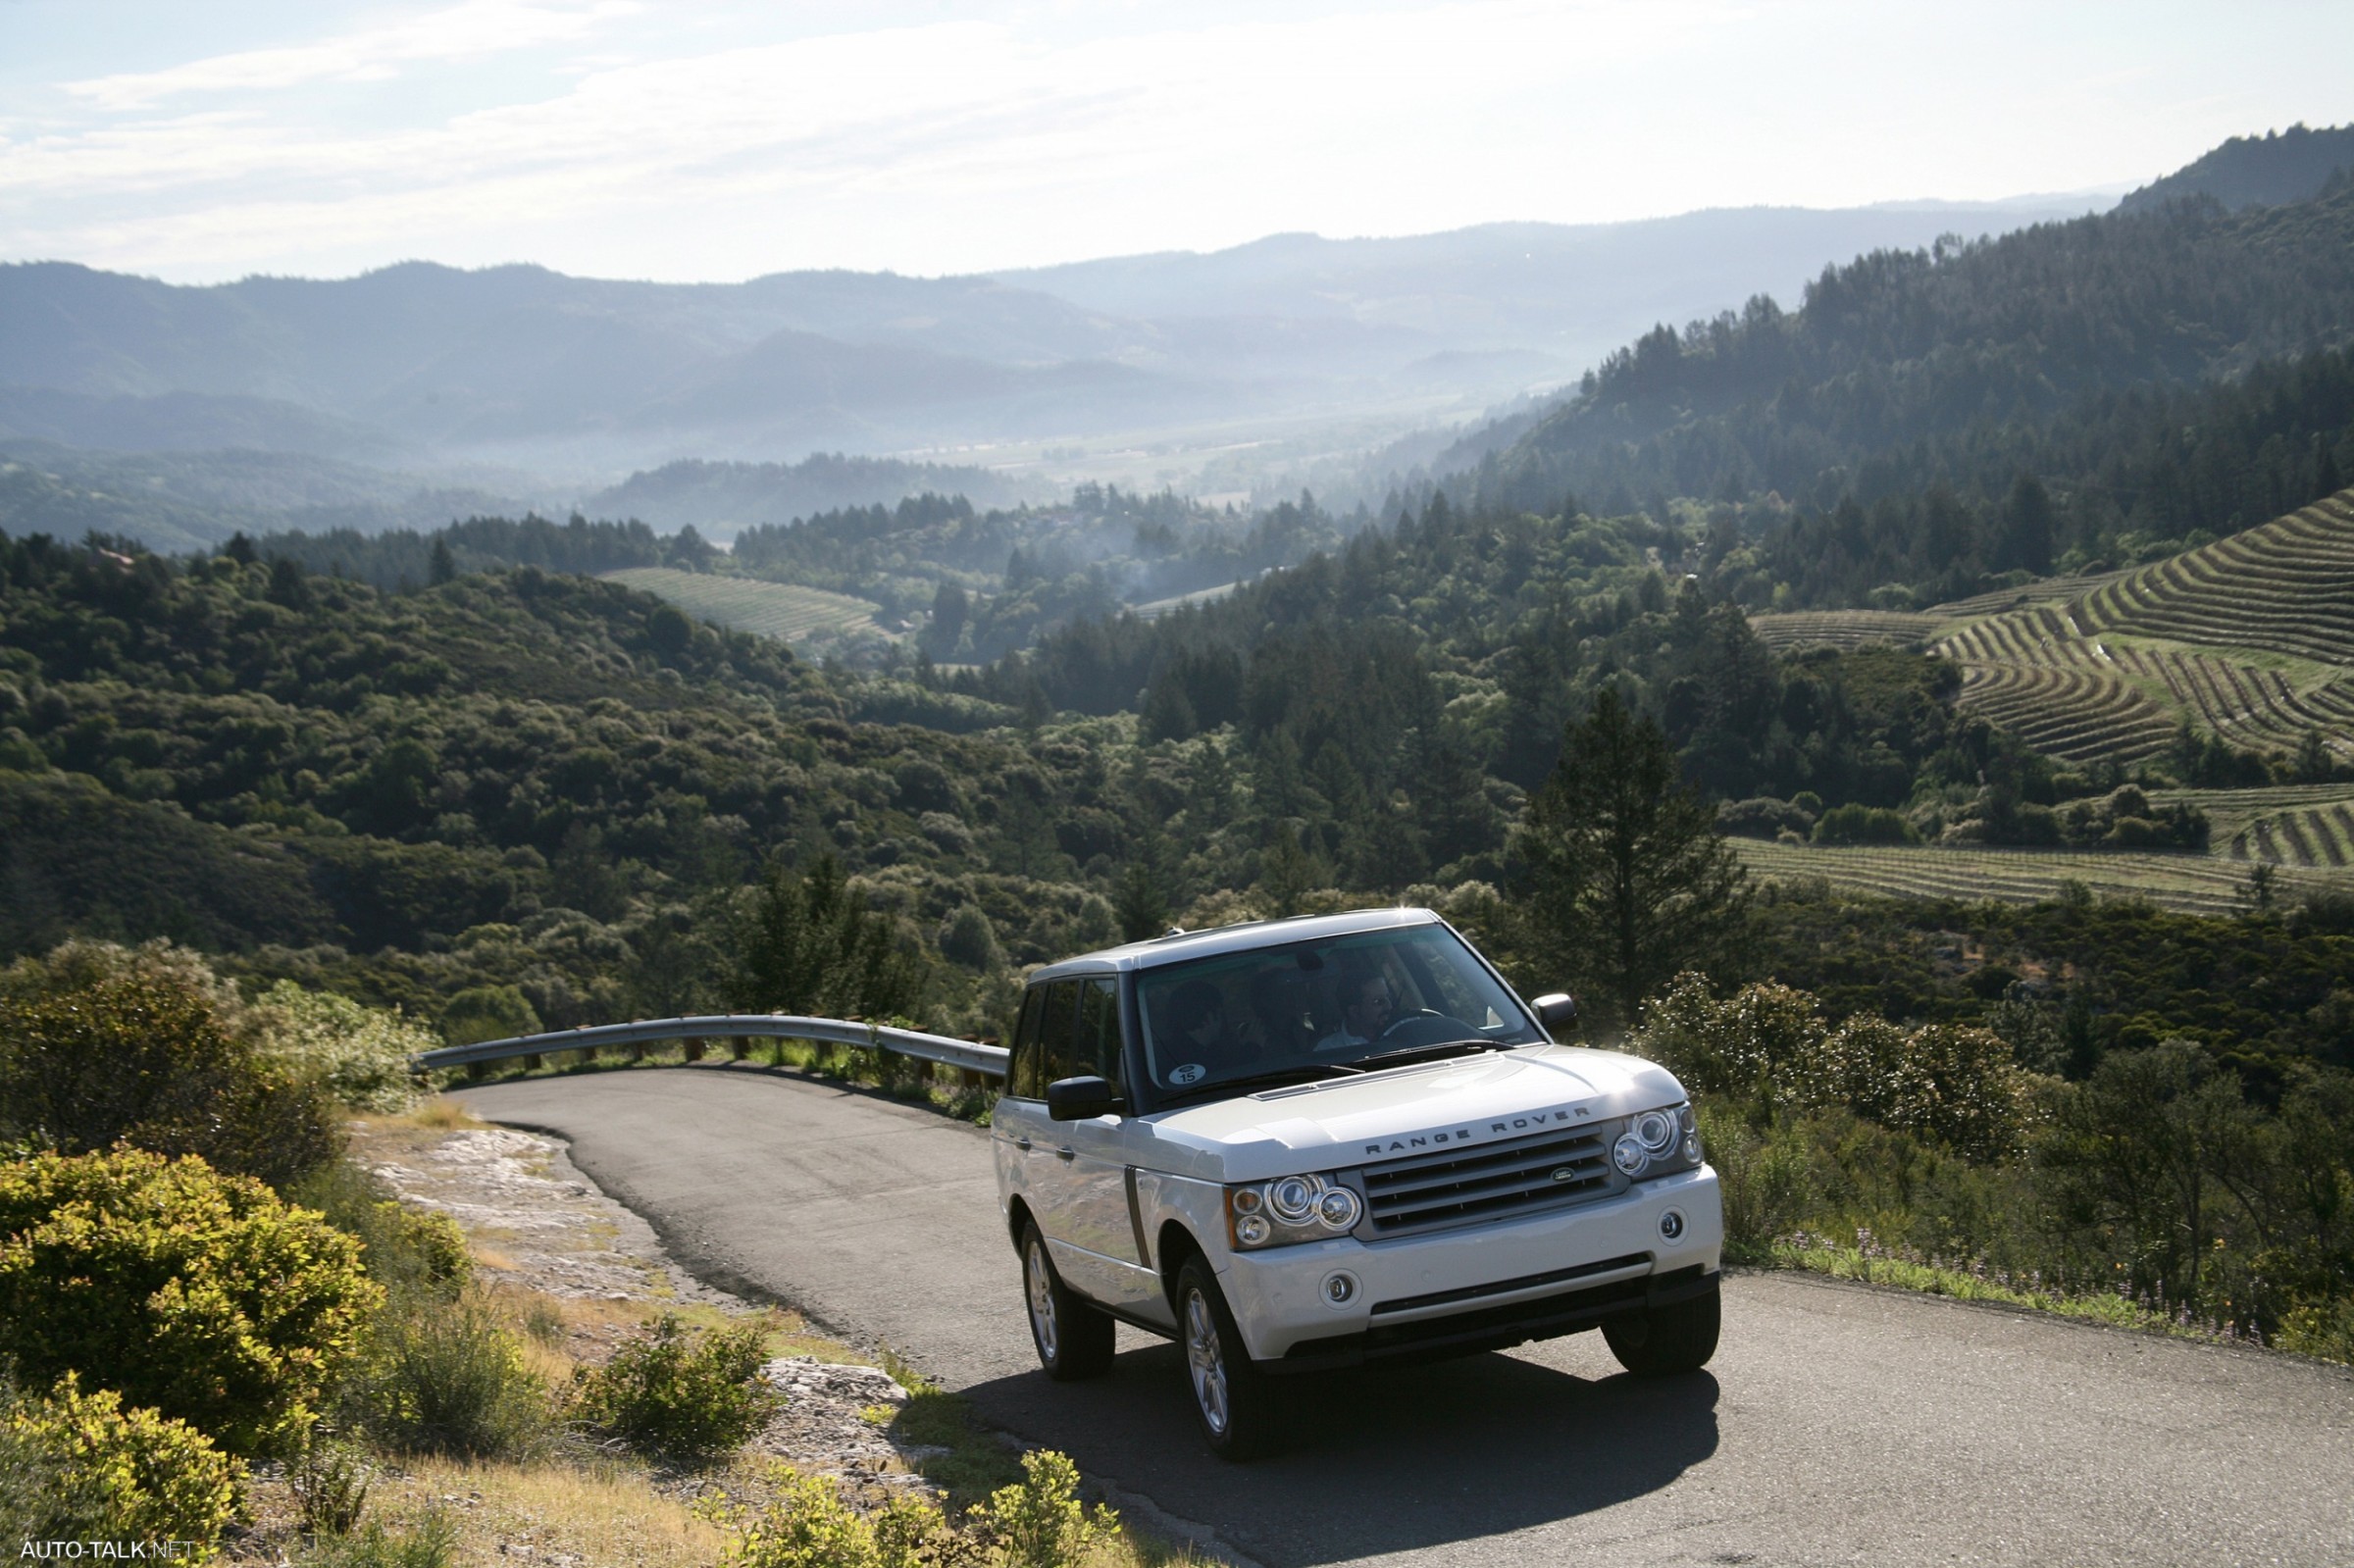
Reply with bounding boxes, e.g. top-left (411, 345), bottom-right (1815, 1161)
top-left (1136, 1044), bottom-right (1685, 1183)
